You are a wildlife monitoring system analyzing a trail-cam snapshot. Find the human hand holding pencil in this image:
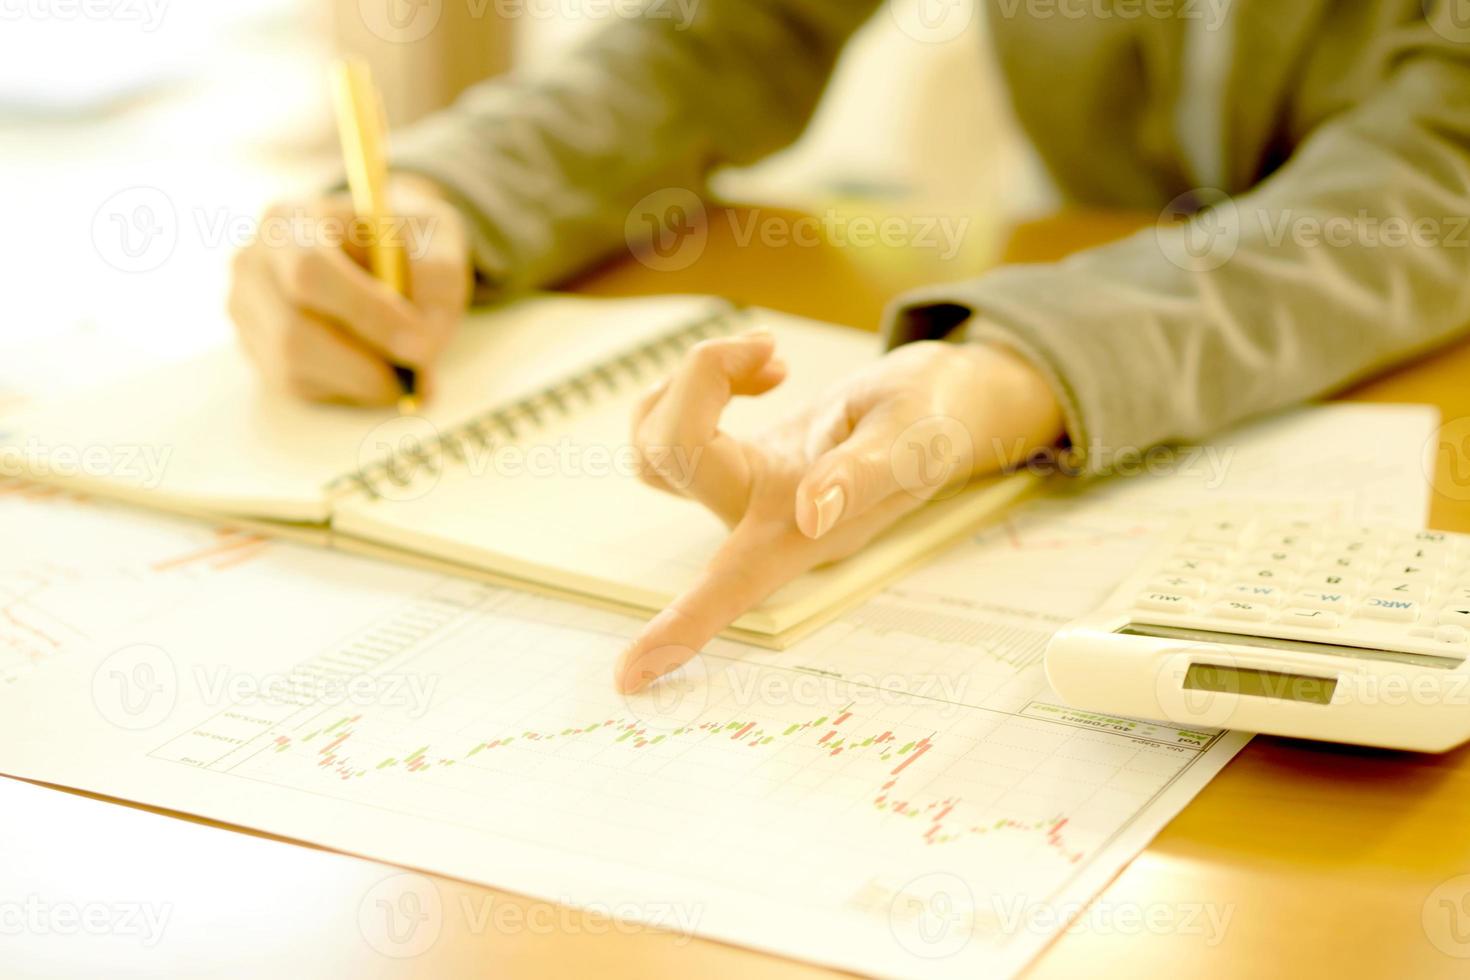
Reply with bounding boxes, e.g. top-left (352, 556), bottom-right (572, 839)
top-left (227, 61), bottom-right (471, 407)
